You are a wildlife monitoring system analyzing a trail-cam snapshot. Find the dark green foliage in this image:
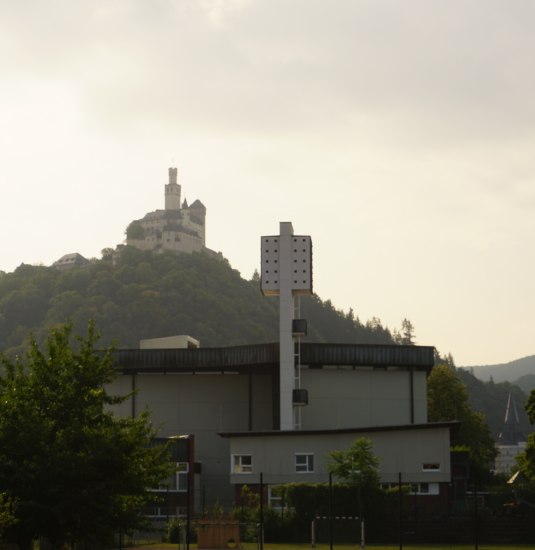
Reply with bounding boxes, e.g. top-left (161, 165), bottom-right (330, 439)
top-left (0, 247), bottom-right (396, 355)
top-left (299, 297), bottom-right (394, 344)
top-left (428, 364), bottom-right (497, 481)
top-left (457, 368), bottom-right (531, 440)
top-left (327, 437), bottom-right (381, 491)
top-left (517, 389), bottom-right (535, 481)
top-left (0, 493), bottom-right (16, 539)
top-left (0, 323), bottom-right (173, 549)
top-left (515, 373), bottom-right (535, 394)
top-left (125, 222), bottom-right (145, 240)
